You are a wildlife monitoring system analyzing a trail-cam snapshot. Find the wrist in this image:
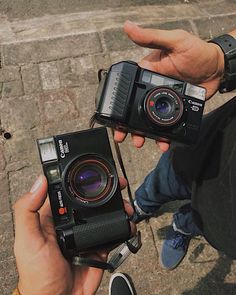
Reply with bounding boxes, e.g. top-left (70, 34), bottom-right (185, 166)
top-left (12, 287), bottom-right (21, 295)
top-left (18, 283), bottom-right (70, 295)
top-left (17, 283), bottom-right (24, 295)
top-left (17, 279), bottom-right (31, 295)
top-left (209, 43), bottom-right (225, 81)
top-left (228, 30), bottom-right (236, 39)
top-left (209, 34), bottom-right (236, 93)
